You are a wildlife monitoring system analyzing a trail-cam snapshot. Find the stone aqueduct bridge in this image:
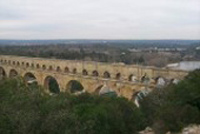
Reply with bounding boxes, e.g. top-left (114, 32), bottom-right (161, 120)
top-left (0, 55), bottom-right (188, 99)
